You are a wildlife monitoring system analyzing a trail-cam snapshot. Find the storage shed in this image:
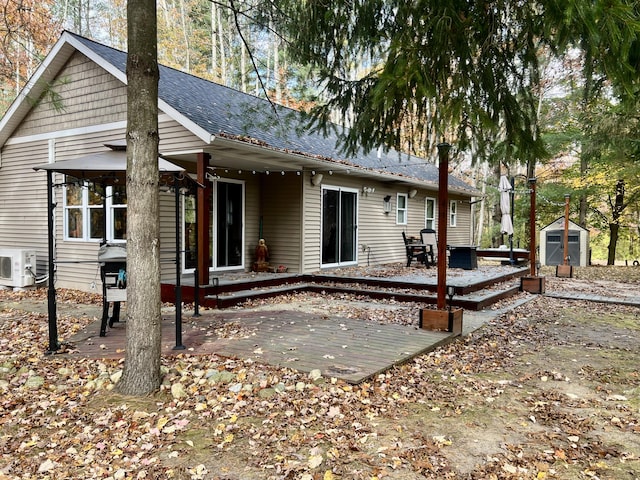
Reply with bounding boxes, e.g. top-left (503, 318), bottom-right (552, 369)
top-left (540, 218), bottom-right (589, 267)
